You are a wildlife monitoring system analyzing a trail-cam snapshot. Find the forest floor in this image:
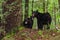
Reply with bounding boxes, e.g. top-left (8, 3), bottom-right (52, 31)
top-left (2, 28), bottom-right (60, 40)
